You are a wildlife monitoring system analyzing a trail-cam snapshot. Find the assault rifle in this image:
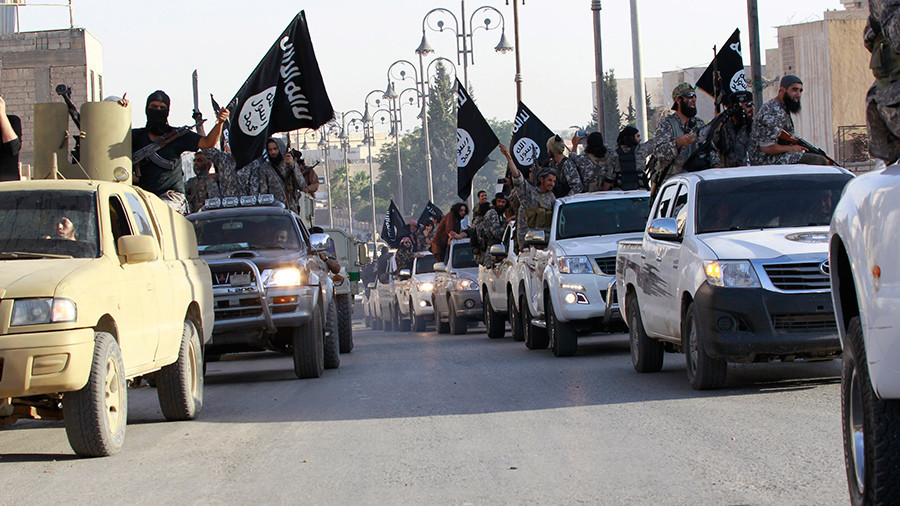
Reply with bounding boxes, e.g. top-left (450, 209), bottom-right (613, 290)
top-left (55, 84), bottom-right (82, 162)
top-left (132, 118), bottom-right (206, 165)
top-left (778, 130), bottom-right (841, 166)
